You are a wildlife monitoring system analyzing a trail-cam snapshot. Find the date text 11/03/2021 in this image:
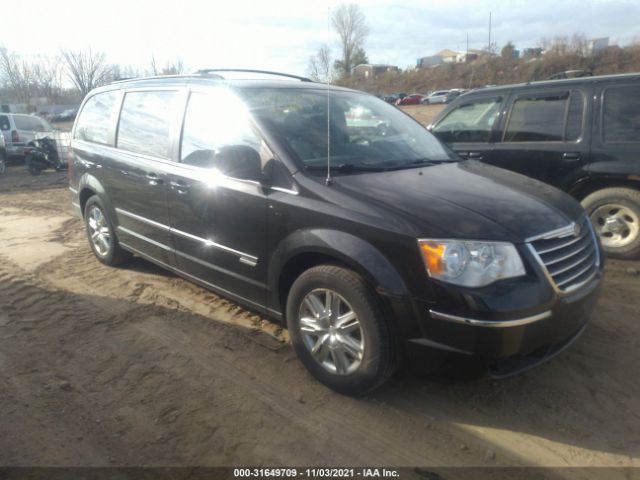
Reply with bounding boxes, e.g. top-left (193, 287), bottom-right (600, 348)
top-left (233, 468), bottom-right (401, 478)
